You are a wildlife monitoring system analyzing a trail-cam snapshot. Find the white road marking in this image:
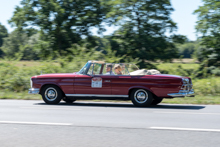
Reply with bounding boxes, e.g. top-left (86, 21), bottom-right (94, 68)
top-left (20, 107), bottom-right (82, 111)
top-left (0, 121), bottom-right (72, 126)
top-left (150, 127), bottom-right (220, 132)
top-left (154, 111), bottom-right (220, 115)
